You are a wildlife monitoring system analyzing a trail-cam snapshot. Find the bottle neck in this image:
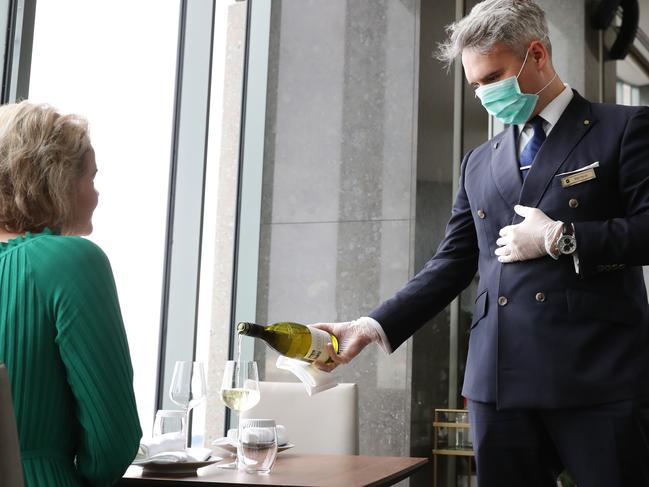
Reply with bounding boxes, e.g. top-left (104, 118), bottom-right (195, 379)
top-left (237, 322), bottom-right (266, 338)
